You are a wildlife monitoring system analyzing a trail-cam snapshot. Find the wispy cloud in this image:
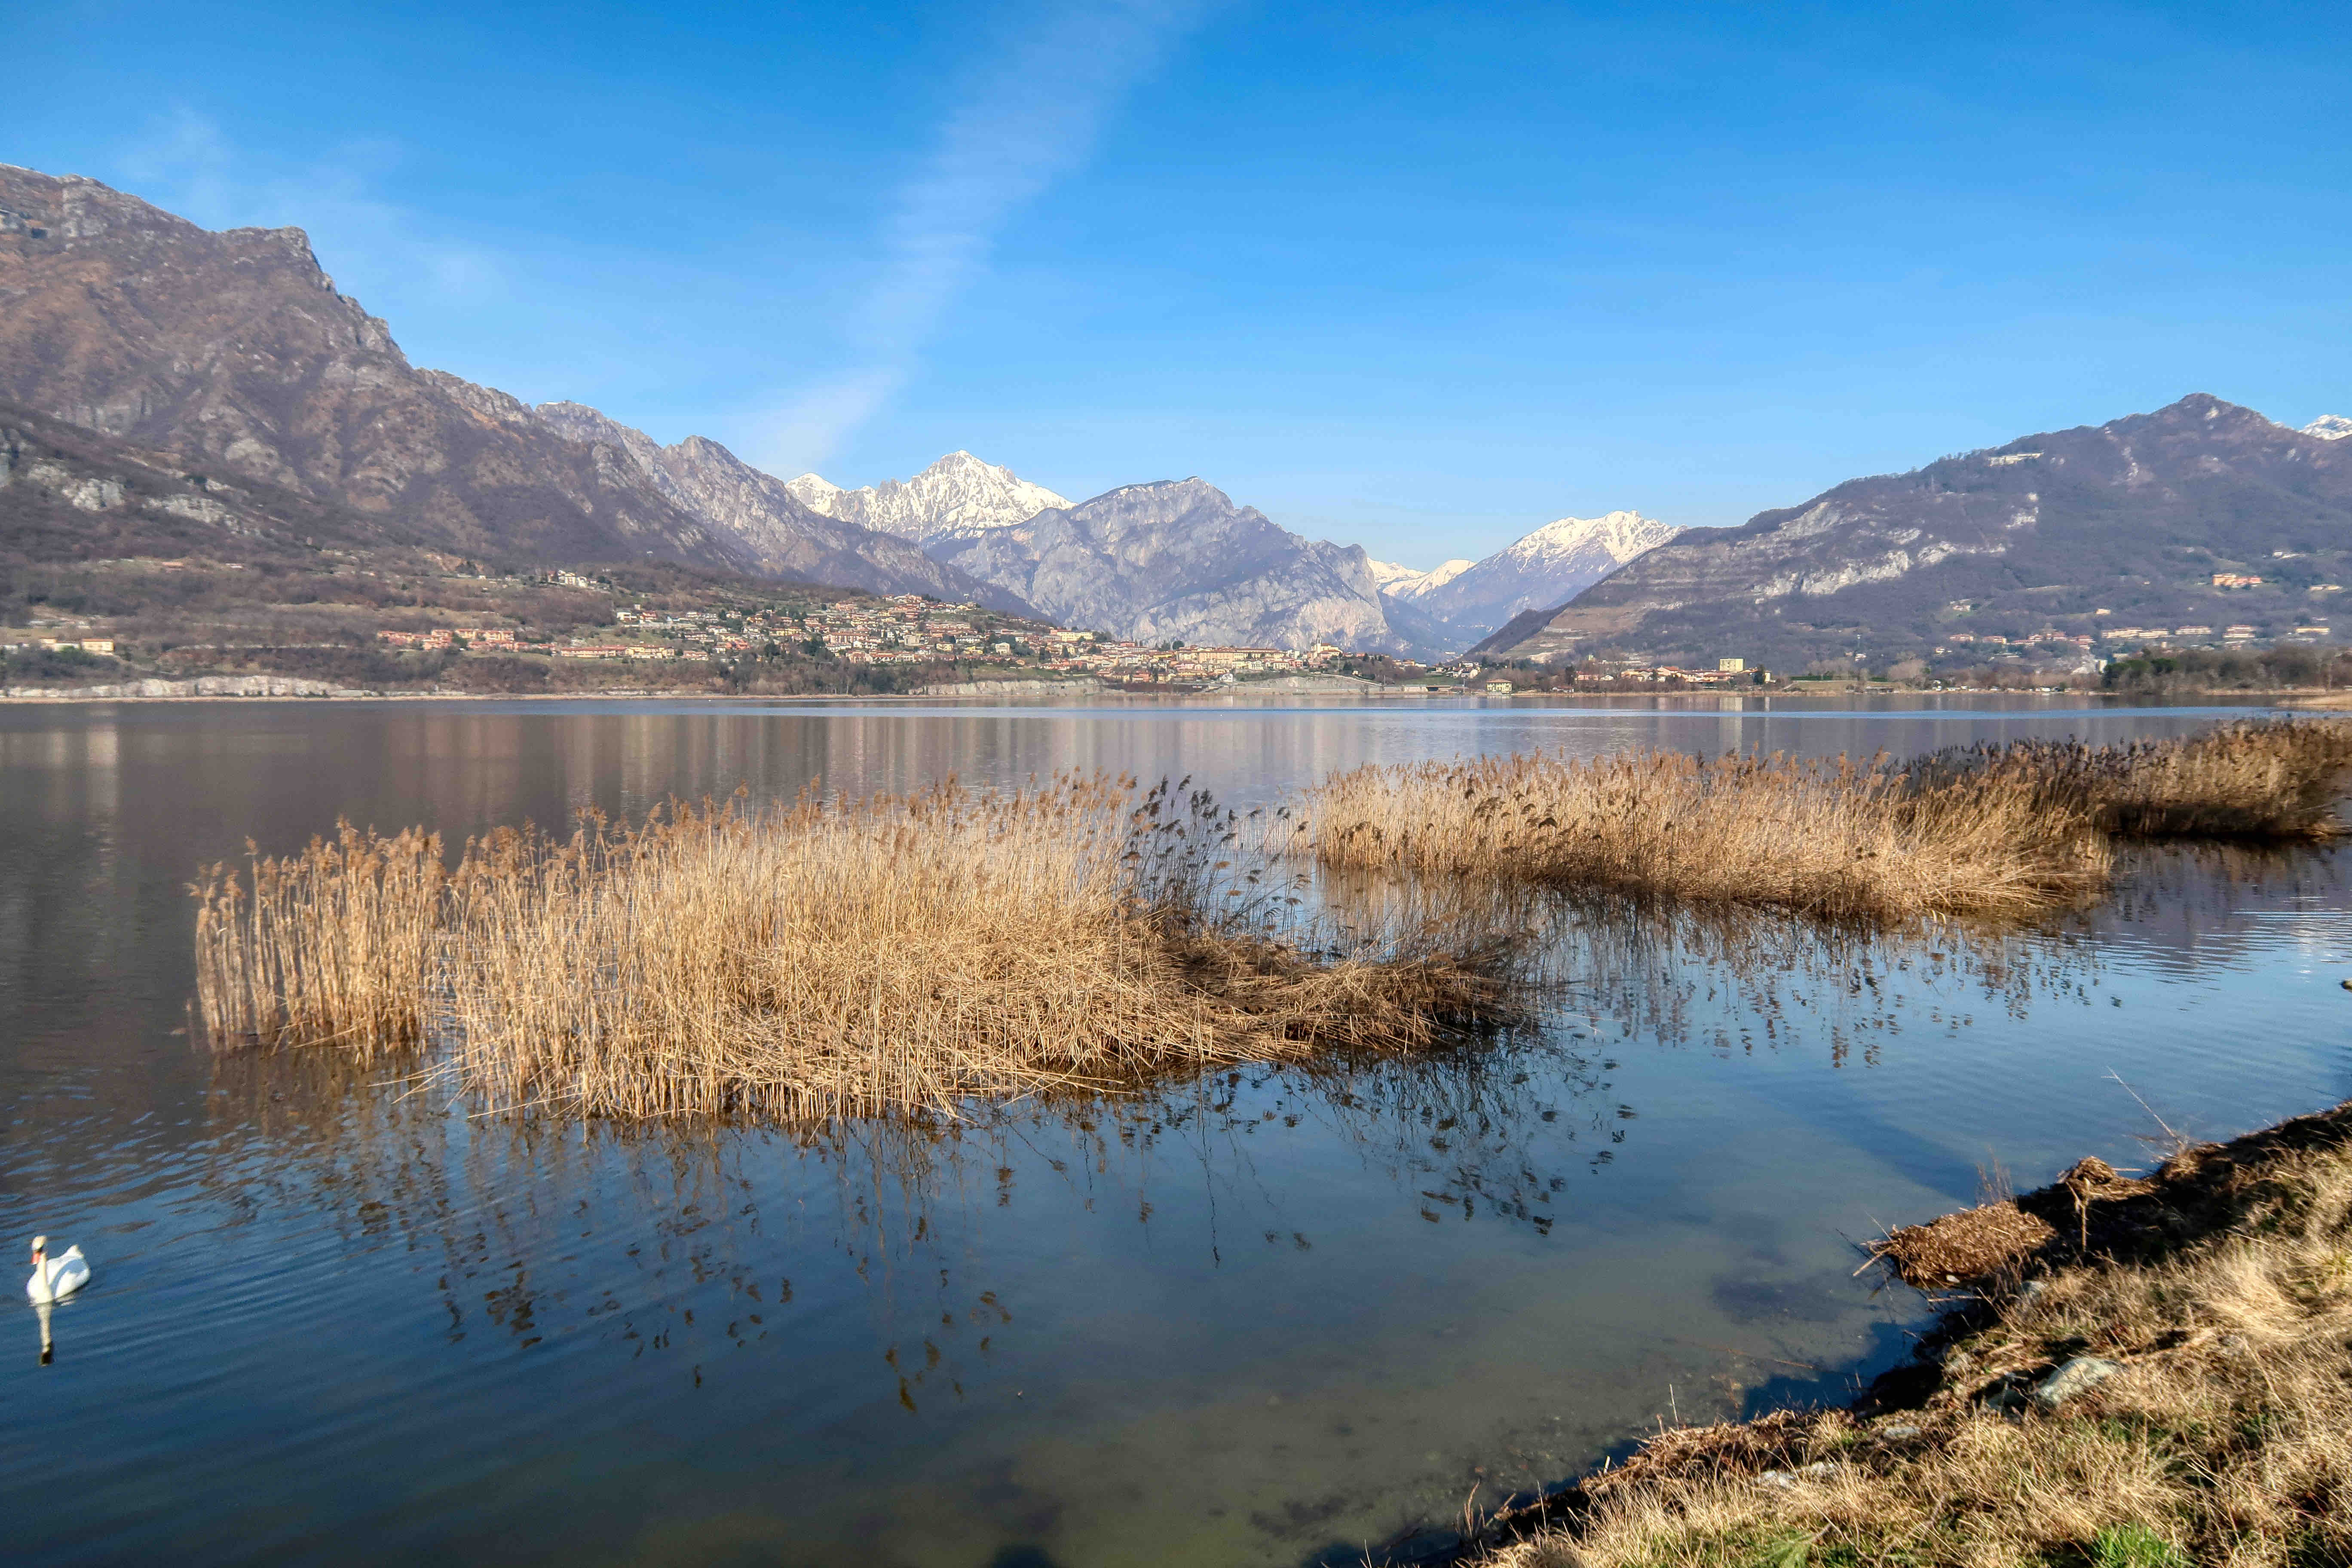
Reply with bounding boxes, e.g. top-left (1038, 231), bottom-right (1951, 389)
top-left (118, 108), bottom-right (507, 306)
top-left (760, 0), bottom-right (1204, 477)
